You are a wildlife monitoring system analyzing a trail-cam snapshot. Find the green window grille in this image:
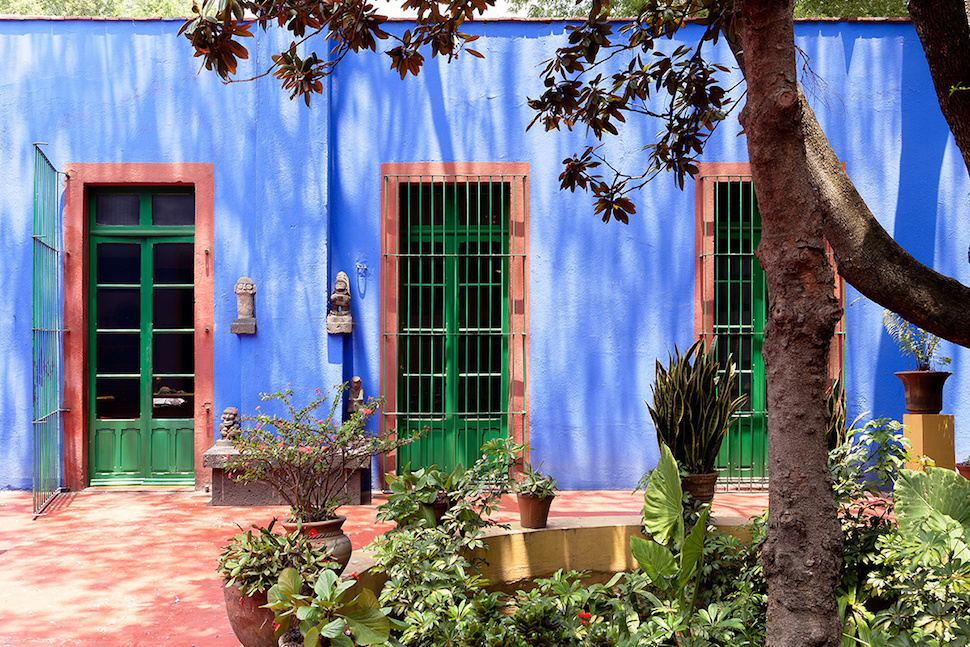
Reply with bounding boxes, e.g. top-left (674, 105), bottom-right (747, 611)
top-left (382, 173), bottom-right (528, 473)
top-left (700, 175), bottom-right (844, 485)
top-left (88, 187), bottom-right (196, 485)
top-left (32, 144), bottom-right (65, 514)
